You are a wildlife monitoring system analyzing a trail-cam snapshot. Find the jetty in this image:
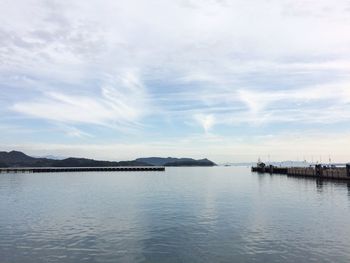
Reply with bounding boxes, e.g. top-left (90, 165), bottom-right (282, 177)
top-left (0, 166), bottom-right (165, 173)
top-left (252, 162), bottom-right (350, 181)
